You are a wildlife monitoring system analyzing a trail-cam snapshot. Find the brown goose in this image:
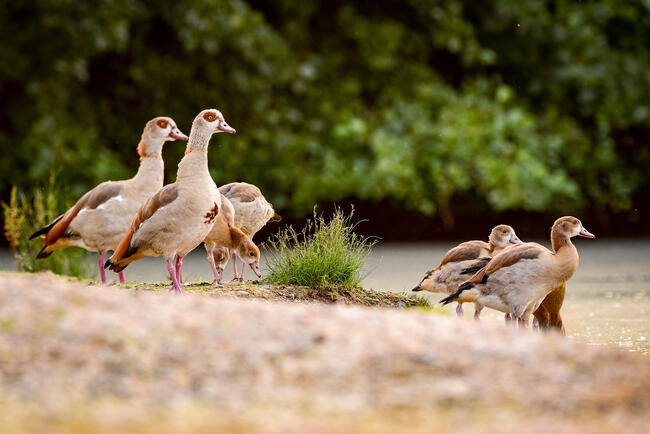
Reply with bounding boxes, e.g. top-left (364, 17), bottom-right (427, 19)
top-left (105, 109), bottom-right (235, 293)
top-left (441, 216), bottom-right (594, 327)
top-left (203, 193), bottom-right (261, 285)
top-left (218, 182), bottom-right (280, 282)
top-left (30, 117), bottom-right (187, 283)
top-left (412, 225), bottom-right (522, 317)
